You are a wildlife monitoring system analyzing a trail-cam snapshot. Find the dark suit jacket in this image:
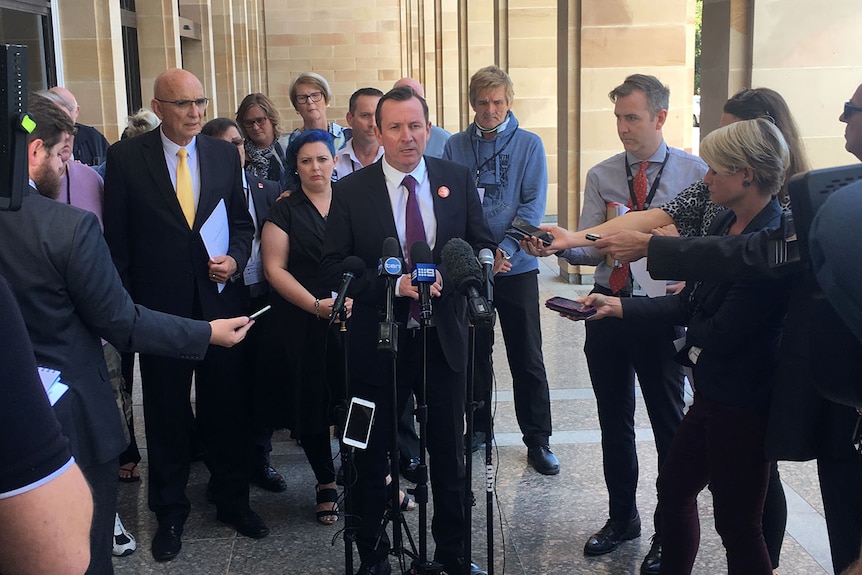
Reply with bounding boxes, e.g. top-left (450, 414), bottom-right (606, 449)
top-left (625, 199), bottom-right (788, 410)
top-left (644, 209), bottom-right (859, 461)
top-left (0, 190), bottom-right (211, 468)
top-left (320, 157), bottom-right (495, 375)
top-left (246, 171), bottom-right (280, 235)
top-left (103, 129), bottom-right (254, 319)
